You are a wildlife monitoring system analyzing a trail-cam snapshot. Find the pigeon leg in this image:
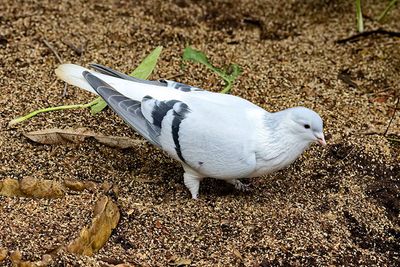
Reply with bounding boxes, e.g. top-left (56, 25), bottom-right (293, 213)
top-left (183, 172), bottom-right (203, 199)
top-left (226, 179), bottom-right (251, 192)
